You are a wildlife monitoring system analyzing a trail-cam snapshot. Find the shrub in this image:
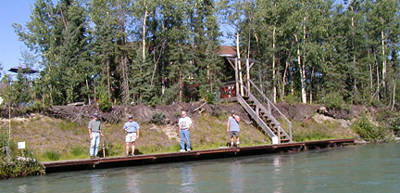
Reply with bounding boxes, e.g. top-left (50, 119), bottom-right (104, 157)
top-left (151, 112), bottom-right (166, 125)
top-left (199, 86), bottom-right (217, 104)
top-left (0, 134), bottom-right (44, 179)
top-left (320, 92), bottom-right (346, 110)
top-left (43, 151), bottom-right (60, 161)
top-left (283, 94), bottom-right (299, 104)
top-left (351, 116), bottom-right (394, 143)
top-left (97, 86), bottom-right (112, 112)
